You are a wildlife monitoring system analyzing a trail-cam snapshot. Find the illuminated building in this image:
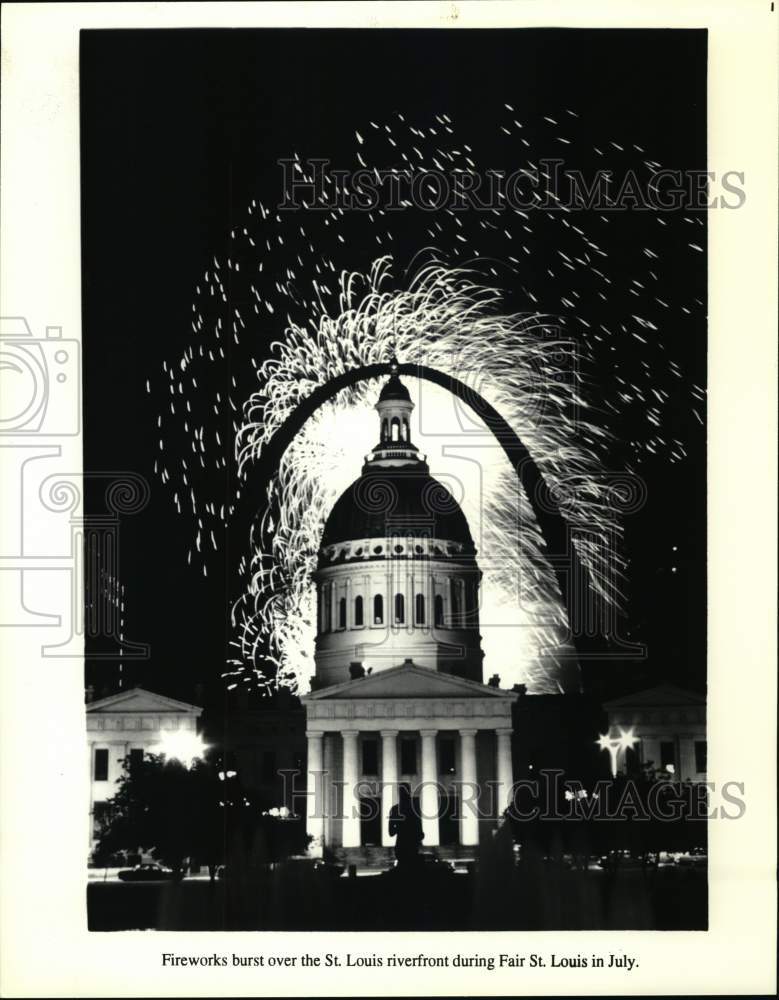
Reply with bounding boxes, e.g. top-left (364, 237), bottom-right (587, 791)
top-left (302, 373), bottom-right (517, 861)
top-left (86, 687), bottom-right (202, 855)
top-left (601, 683), bottom-right (706, 780)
